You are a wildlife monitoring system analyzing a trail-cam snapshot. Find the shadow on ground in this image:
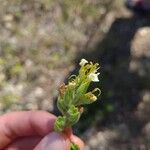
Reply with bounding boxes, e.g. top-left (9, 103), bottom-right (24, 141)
top-left (71, 13), bottom-right (150, 143)
top-left (52, 13), bottom-right (150, 149)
